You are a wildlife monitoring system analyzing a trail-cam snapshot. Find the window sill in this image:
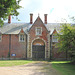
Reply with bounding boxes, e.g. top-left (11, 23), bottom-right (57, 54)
top-left (19, 41), bottom-right (25, 42)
